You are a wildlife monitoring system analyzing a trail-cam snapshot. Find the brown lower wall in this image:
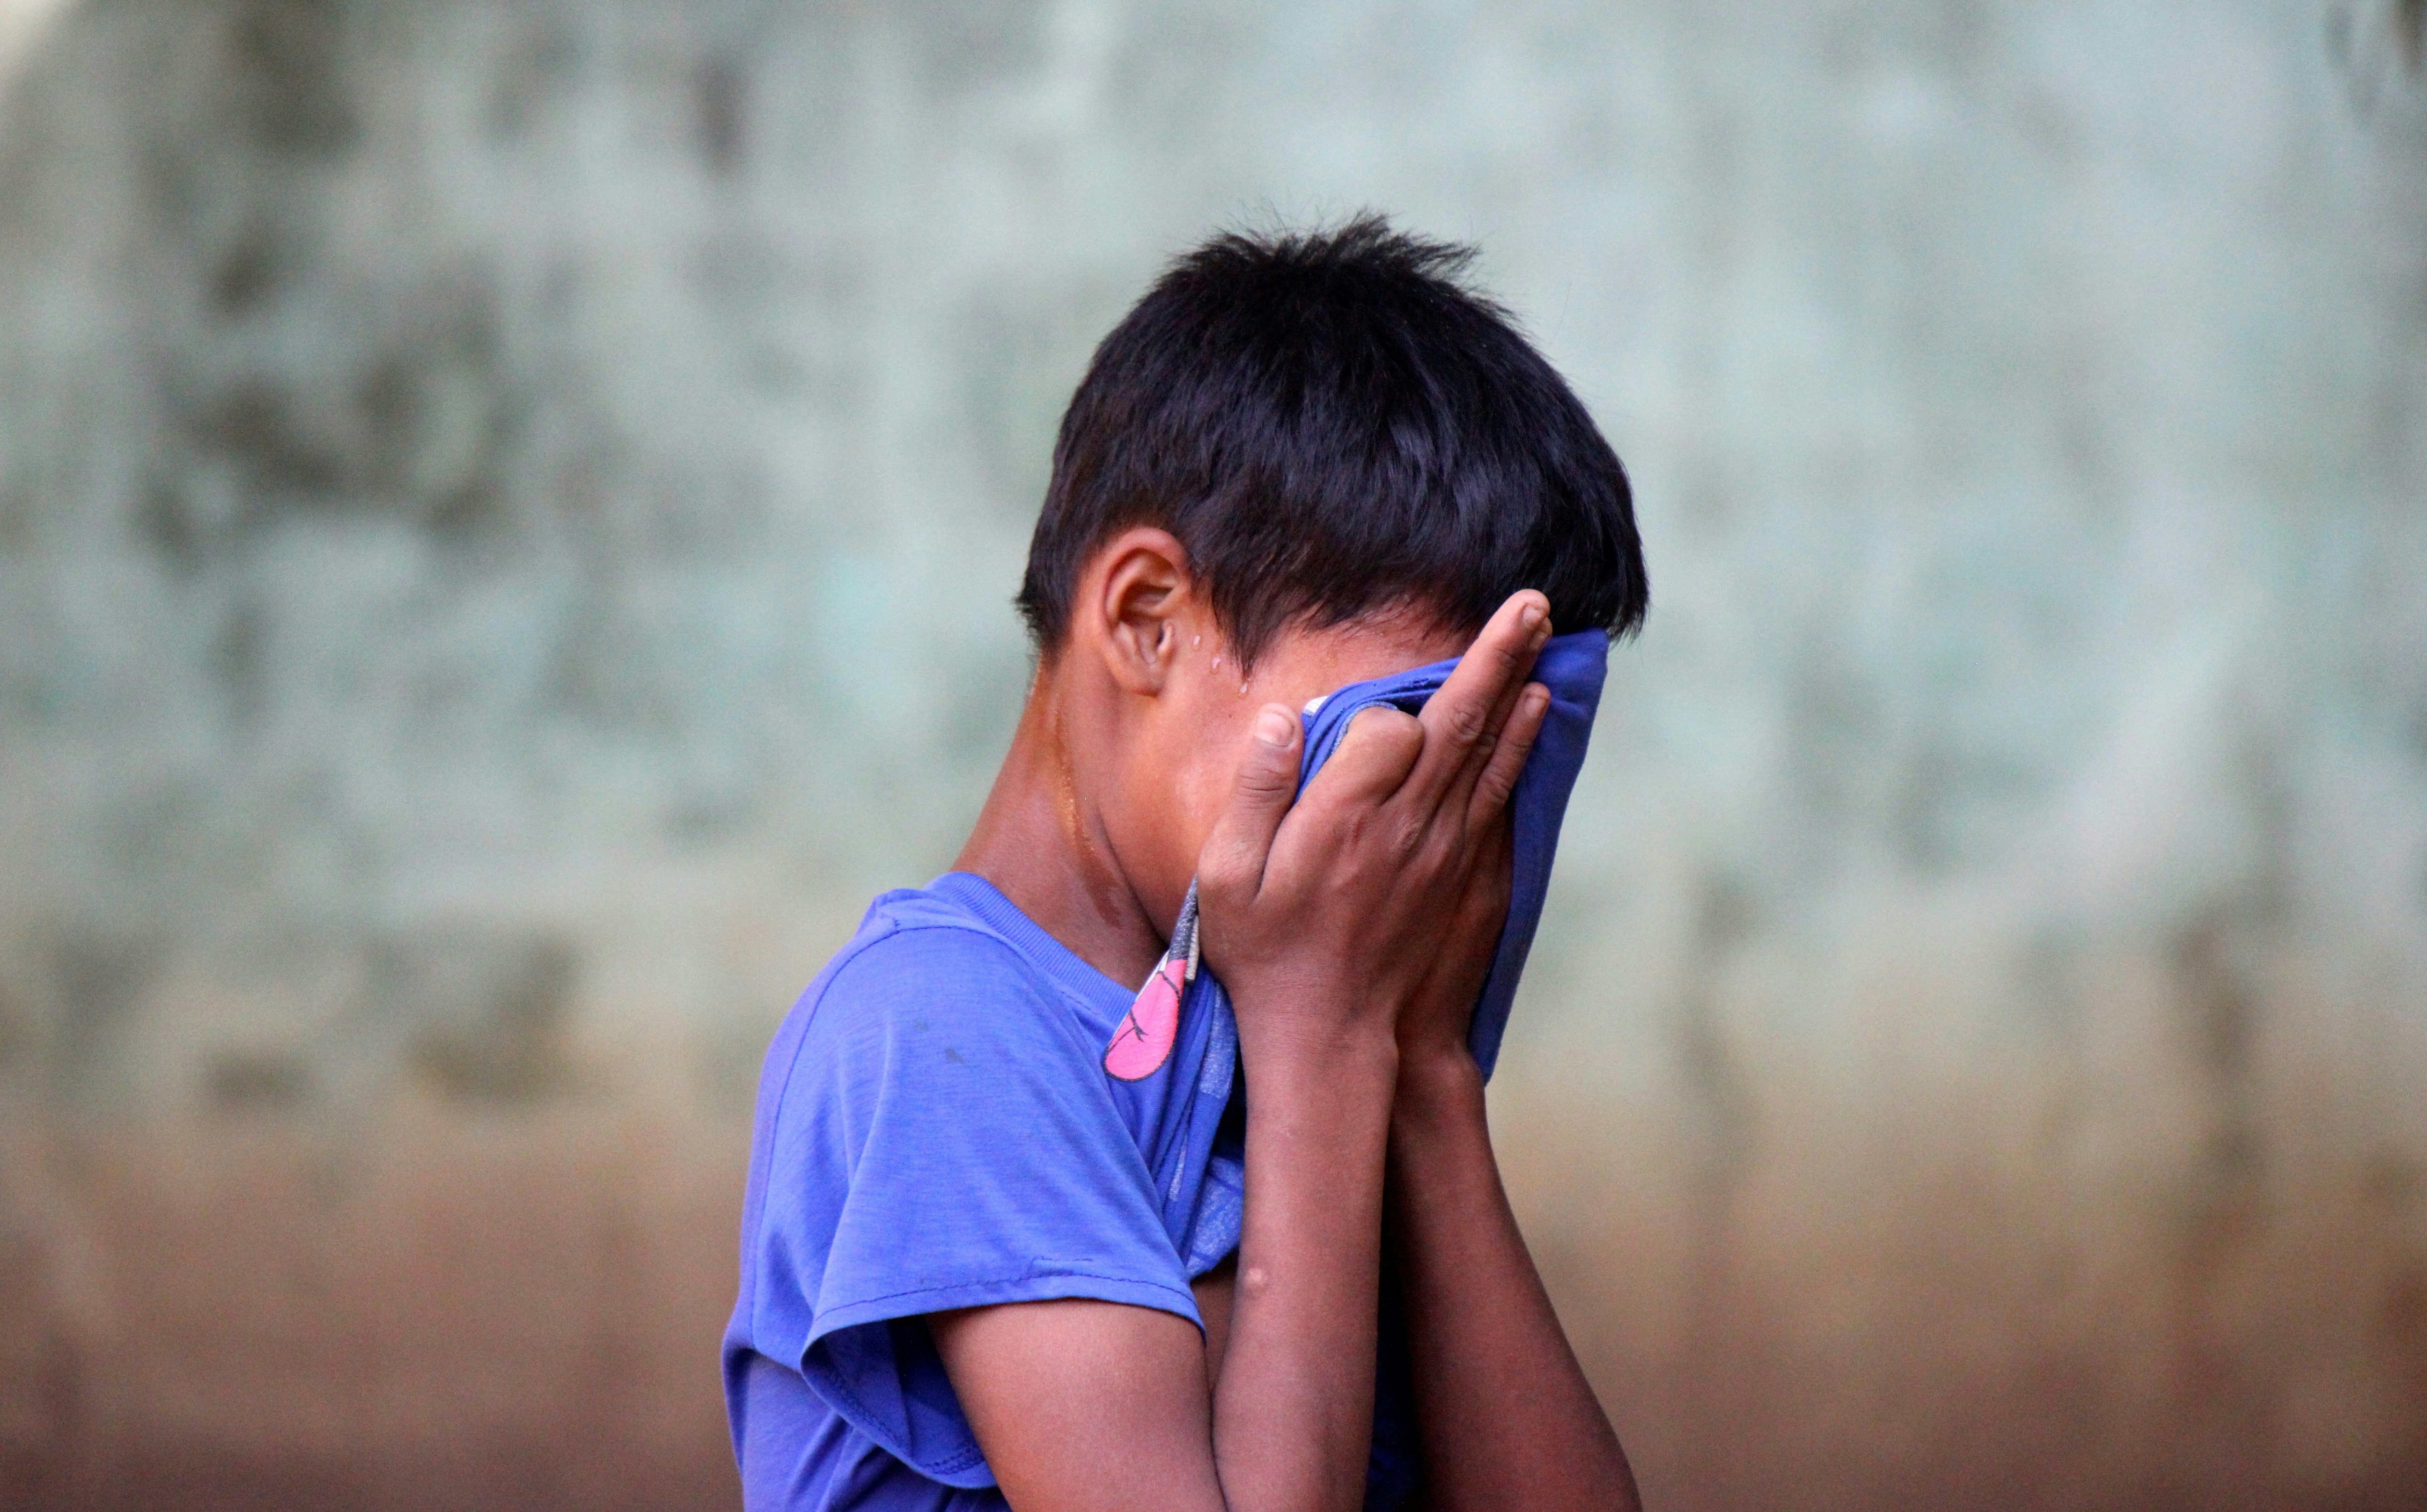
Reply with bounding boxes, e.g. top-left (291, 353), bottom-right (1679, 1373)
top-left (0, 1107), bottom-right (749, 1512)
top-left (2, 1085), bottom-right (2424, 1512)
